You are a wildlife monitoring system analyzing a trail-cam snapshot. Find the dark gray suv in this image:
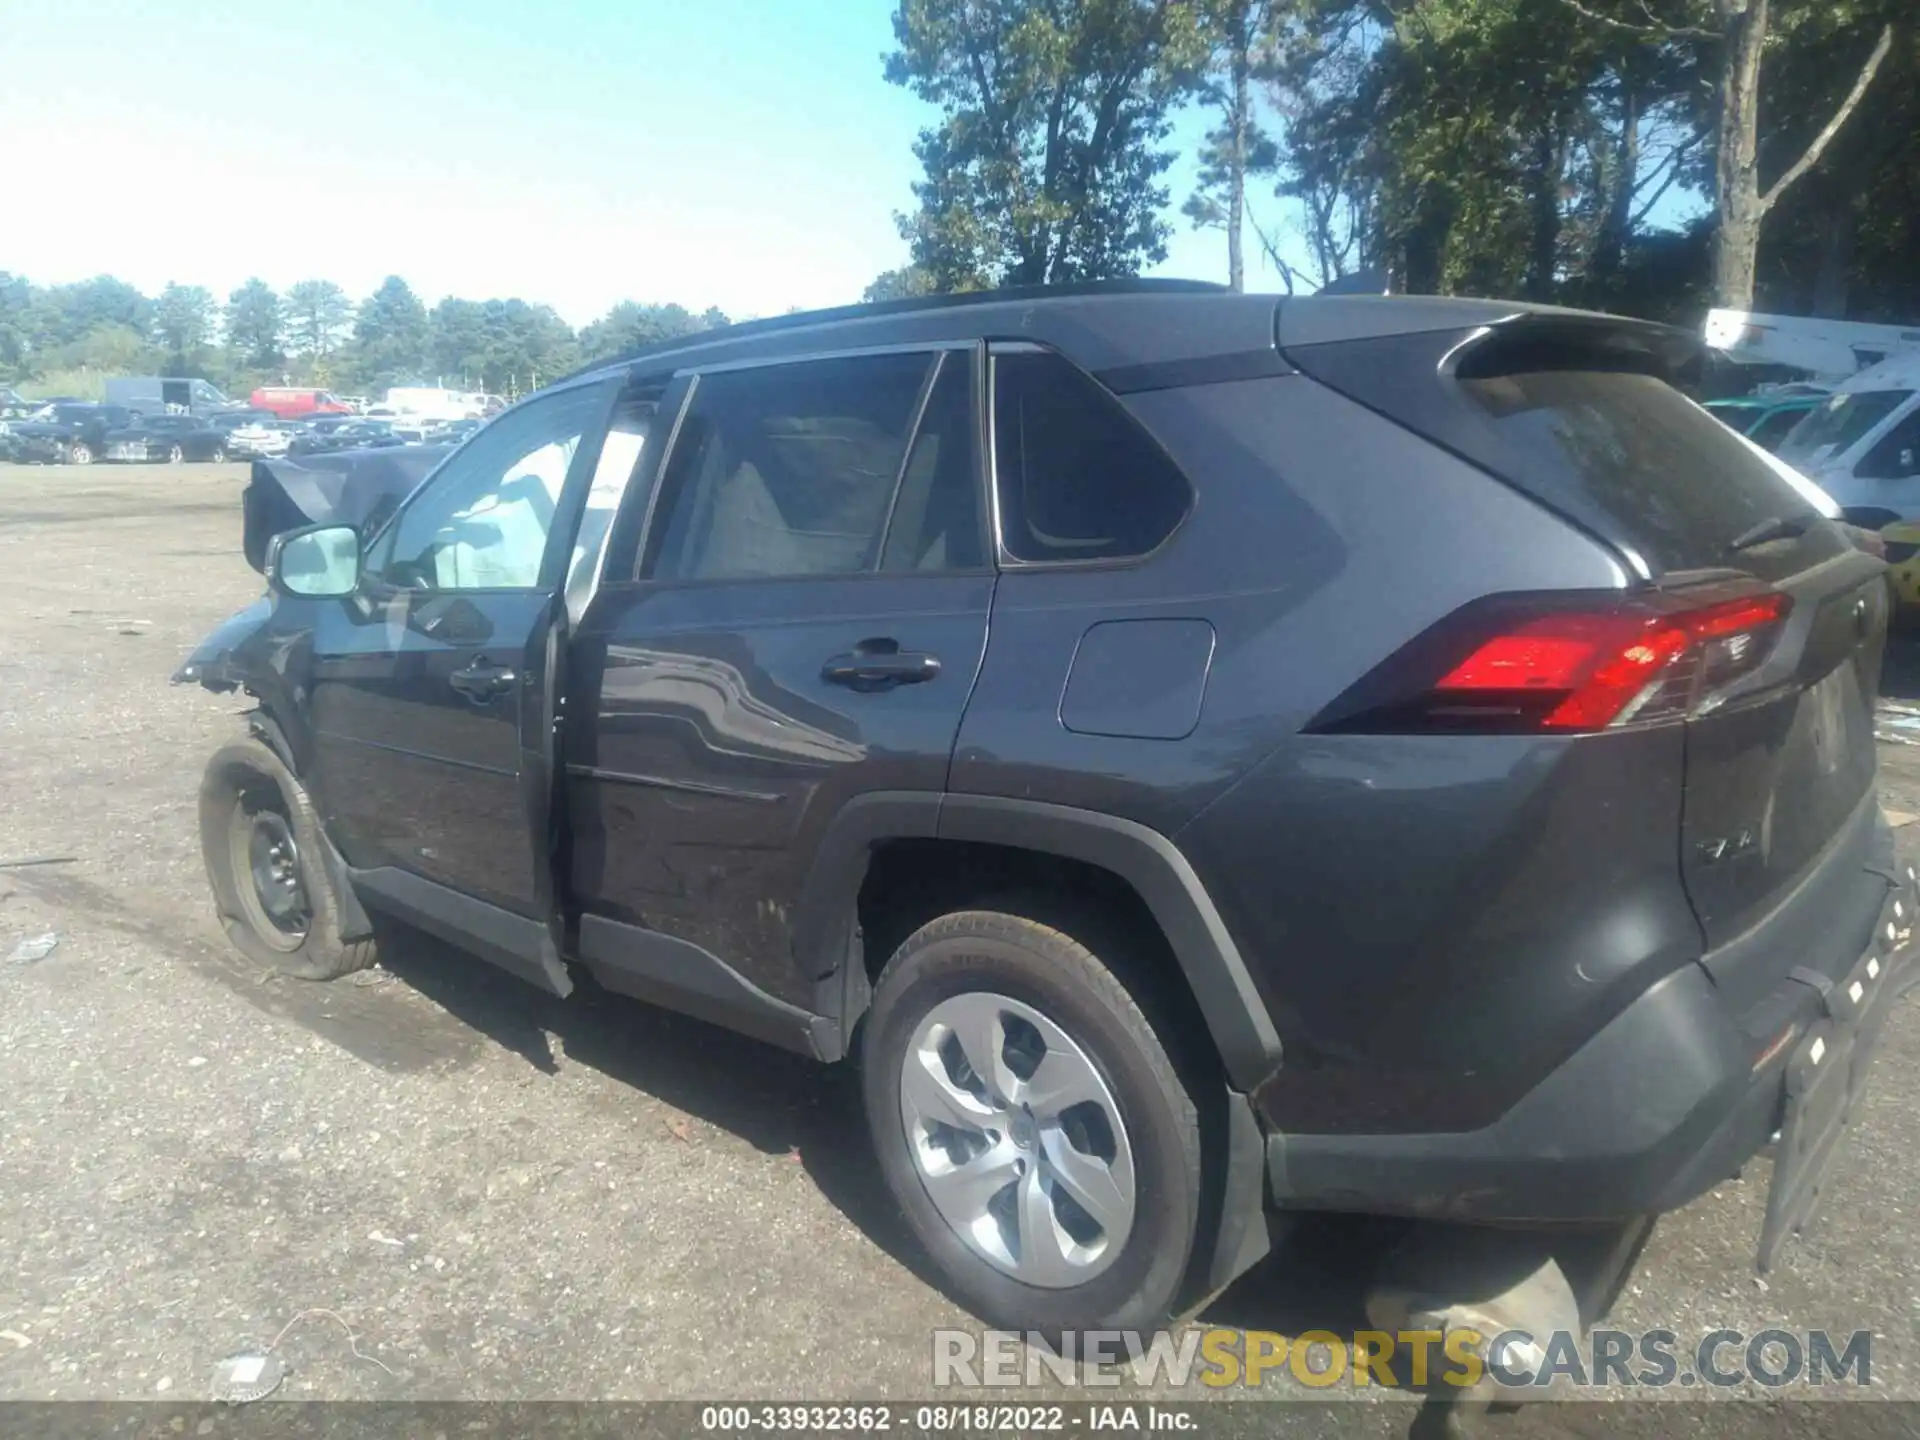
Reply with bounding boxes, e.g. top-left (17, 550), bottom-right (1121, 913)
top-left (179, 282), bottom-right (1914, 1339)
